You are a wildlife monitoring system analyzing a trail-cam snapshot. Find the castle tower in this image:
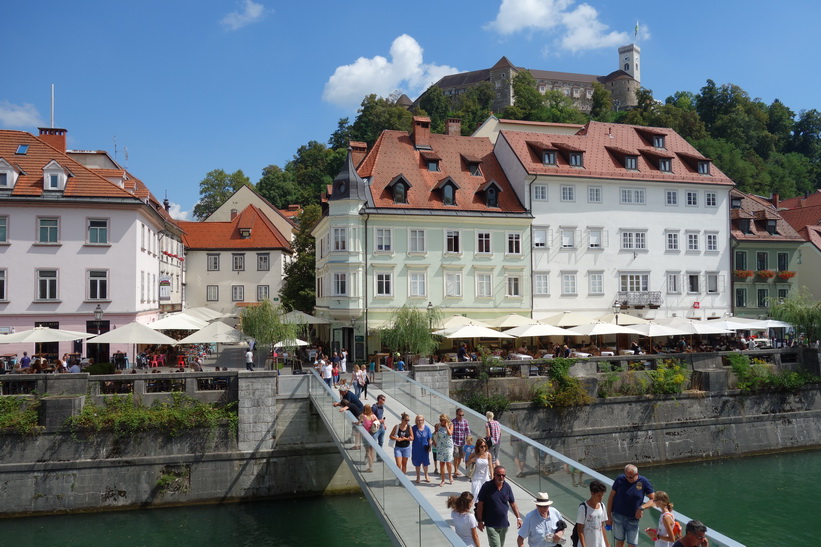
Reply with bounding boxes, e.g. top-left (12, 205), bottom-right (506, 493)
top-left (618, 44), bottom-right (640, 83)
